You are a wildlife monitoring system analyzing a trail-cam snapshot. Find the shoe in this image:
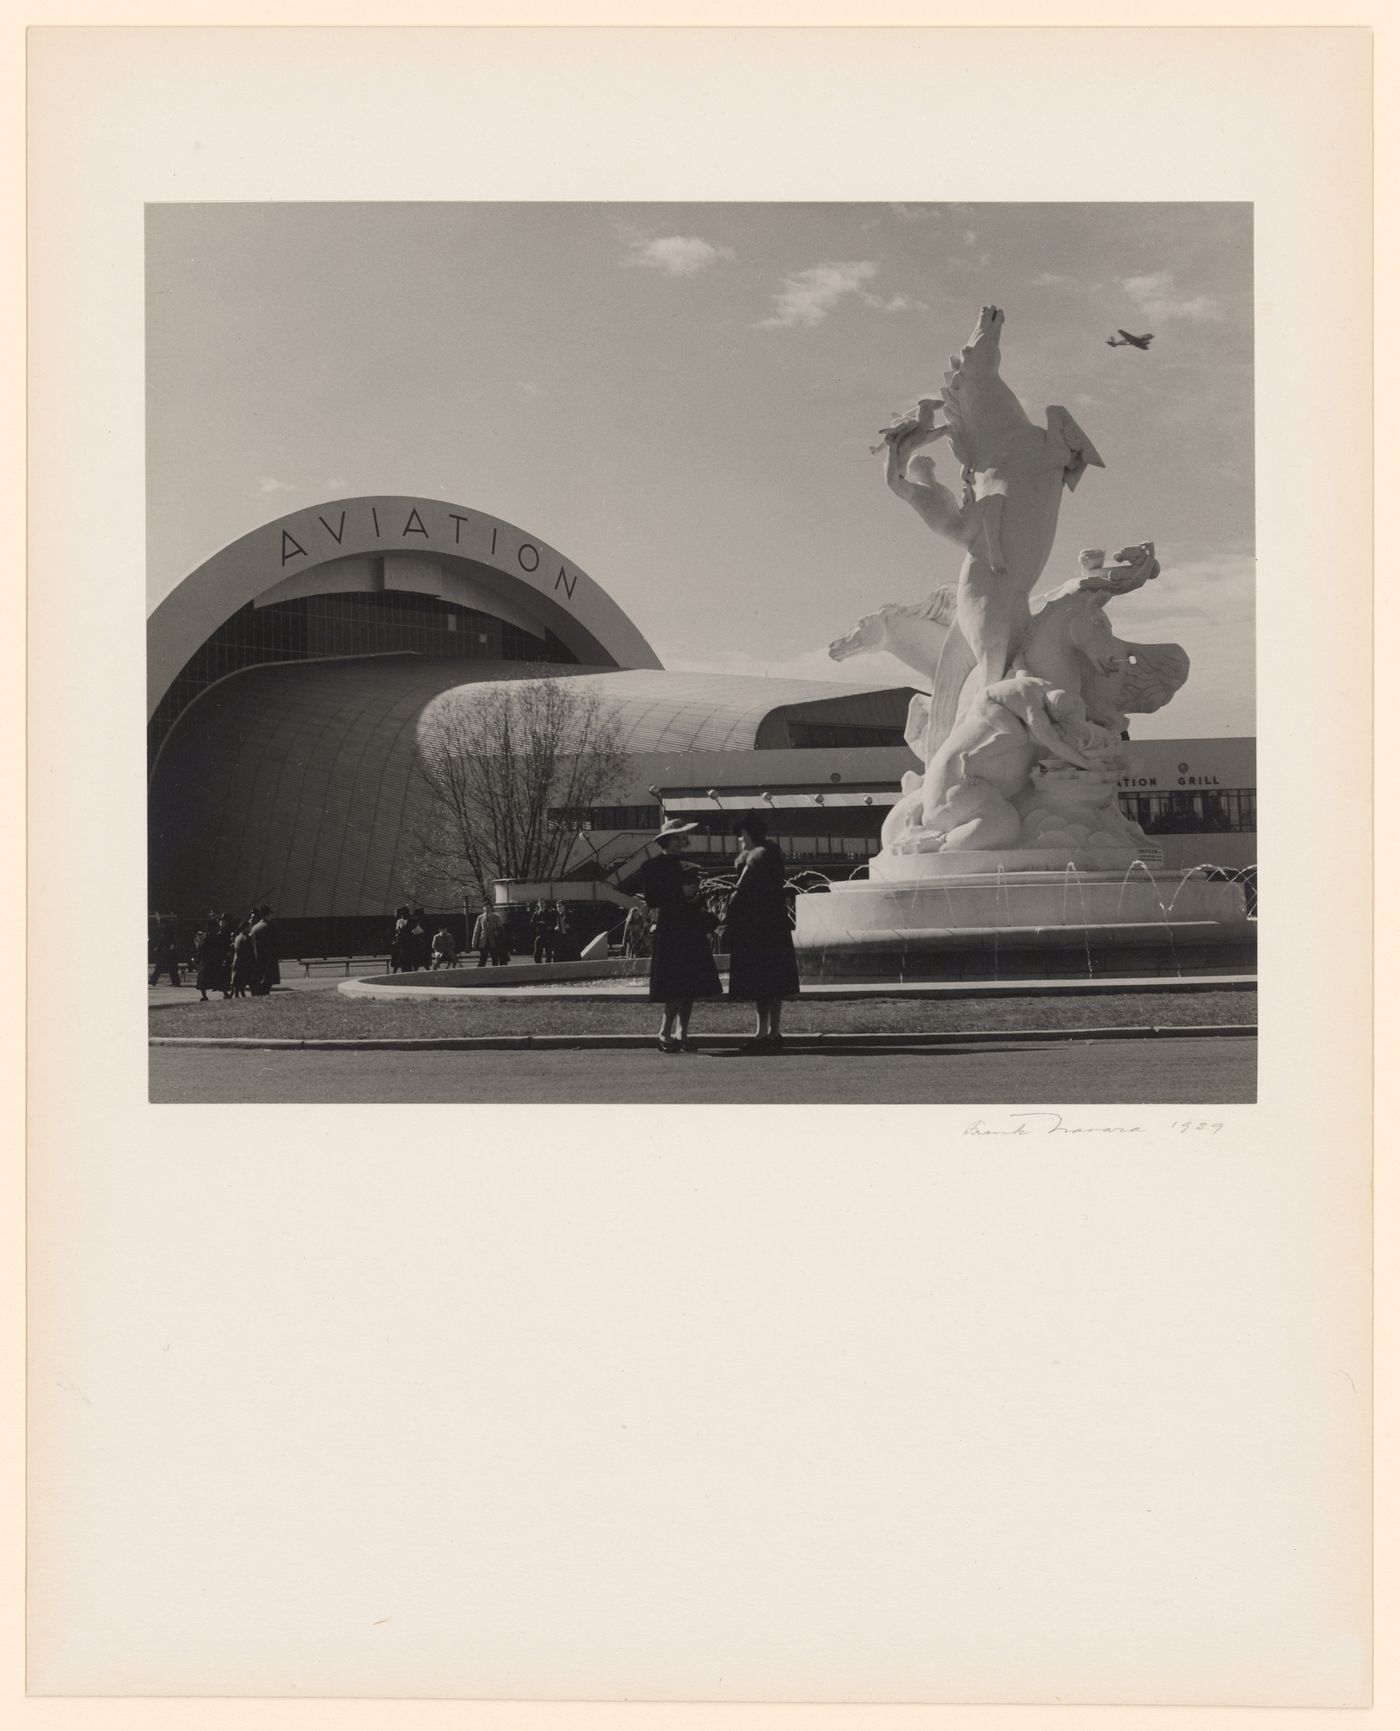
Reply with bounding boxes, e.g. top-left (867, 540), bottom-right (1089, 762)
top-left (680, 1039), bottom-right (699, 1053)
top-left (658, 1037), bottom-right (682, 1053)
